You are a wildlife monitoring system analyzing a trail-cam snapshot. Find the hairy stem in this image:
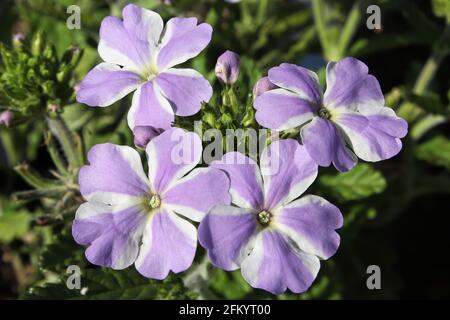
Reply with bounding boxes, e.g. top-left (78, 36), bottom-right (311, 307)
top-left (45, 115), bottom-right (82, 171)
